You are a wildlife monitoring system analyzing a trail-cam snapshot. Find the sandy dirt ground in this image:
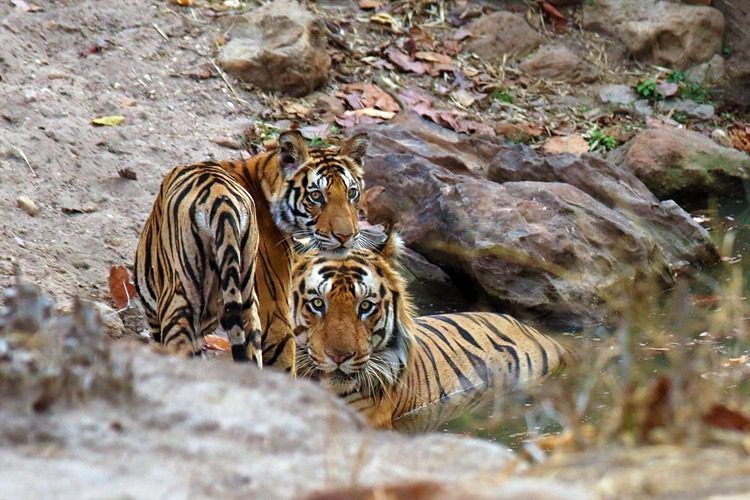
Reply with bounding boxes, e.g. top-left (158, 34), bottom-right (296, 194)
top-left (0, 0), bottom-right (265, 310)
